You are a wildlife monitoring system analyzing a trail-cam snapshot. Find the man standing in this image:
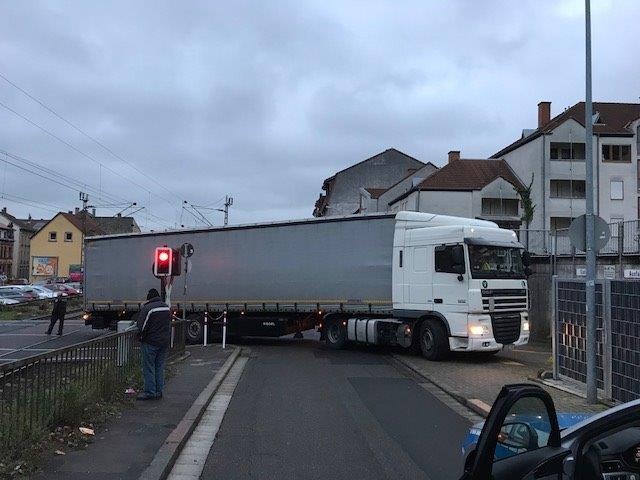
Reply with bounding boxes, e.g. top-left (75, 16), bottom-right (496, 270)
top-left (136, 288), bottom-right (171, 401)
top-left (46, 295), bottom-right (67, 335)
